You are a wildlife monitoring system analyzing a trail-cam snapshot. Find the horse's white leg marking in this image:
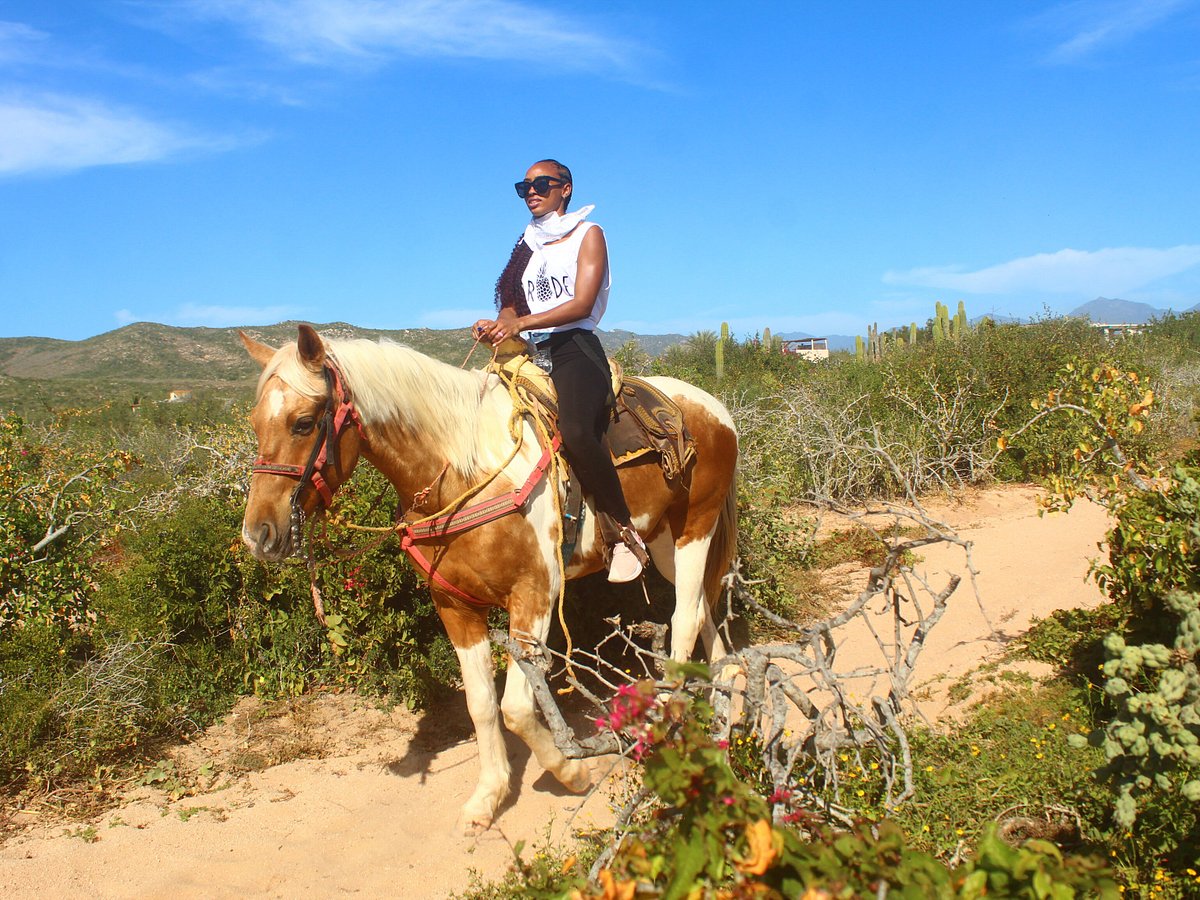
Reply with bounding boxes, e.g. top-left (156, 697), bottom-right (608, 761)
top-left (455, 639), bottom-right (511, 834)
top-left (500, 613), bottom-right (591, 793)
top-left (670, 527), bottom-right (717, 662)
